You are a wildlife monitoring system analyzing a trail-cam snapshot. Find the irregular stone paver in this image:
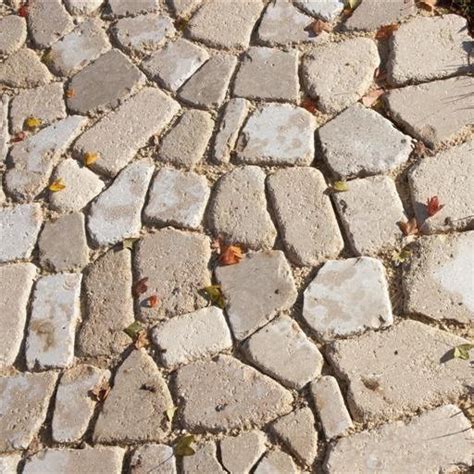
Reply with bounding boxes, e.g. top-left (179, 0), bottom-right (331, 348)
top-left (209, 166), bottom-right (277, 249)
top-left (26, 273), bottom-right (82, 370)
top-left (333, 176), bottom-right (405, 255)
top-left (129, 444), bottom-right (176, 474)
top-left (310, 376), bottom-right (353, 440)
top-left (403, 232), bottom-right (474, 324)
top-left (0, 455), bottom-right (20, 473)
top-left (384, 75), bottom-right (474, 147)
top-left (0, 263), bottom-right (36, 368)
top-left (388, 15), bottom-right (472, 86)
top-left (142, 38), bottom-right (209, 92)
top-left (234, 47), bottom-right (299, 102)
top-left (244, 316), bottom-right (323, 389)
top-left (267, 168), bottom-right (344, 266)
top-left (0, 95), bottom-right (8, 163)
top-left (318, 103), bottom-right (413, 178)
top-left (169, 0), bottom-right (201, 16)
top-left (295, 0), bottom-right (345, 21)
top-left (302, 38), bottom-right (379, 114)
top-left (134, 228), bottom-right (211, 320)
top-left (94, 349), bottom-right (172, 443)
top-left (107, 0), bottom-right (159, 17)
top-left (216, 251), bottom-right (297, 340)
top-left (325, 405), bottom-right (473, 473)
top-left (73, 87), bottom-right (179, 176)
top-left (0, 372), bottom-right (57, 452)
top-left (409, 140), bottom-right (474, 233)
top-left (175, 355), bottom-right (293, 431)
top-left (52, 365), bottom-right (110, 443)
top-left (0, 204), bottom-right (42, 263)
top-left (236, 104), bottom-right (315, 166)
top-left (0, 49), bottom-right (52, 88)
top-left (182, 441), bottom-right (225, 474)
top-left (303, 257), bottom-right (393, 340)
top-left (158, 109), bottom-right (214, 168)
top-left (67, 49), bottom-right (145, 115)
top-left (220, 431), bottom-right (266, 474)
top-left (87, 160), bottom-right (154, 247)
top-left (64, 0), bottom-right (104, 15)
top-left (327, 319), bottom-right (472, 422)
top-left (0, 16), bottom-right (27, 55)
top-left (254, 450), bottom-right (297, 474)
top-left (78, 249), bottom-right (134, 357)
